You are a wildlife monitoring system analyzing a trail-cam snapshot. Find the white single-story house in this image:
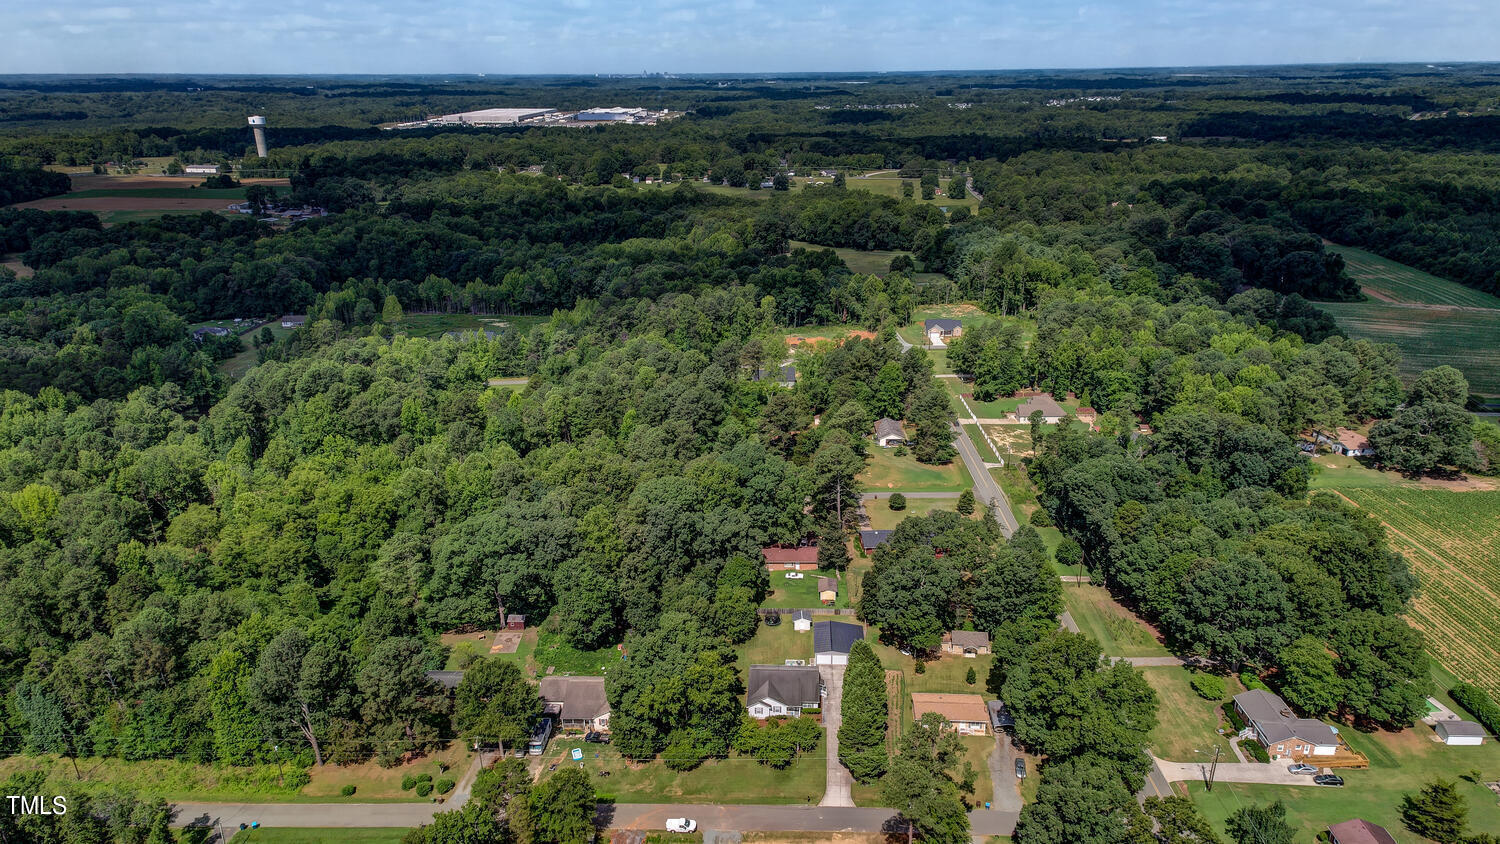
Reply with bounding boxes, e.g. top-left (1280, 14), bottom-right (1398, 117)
top-left (1013, 394), bottom-right (1066, 425)
top-left (1435, 719), bottom-right (1486, 746)
top-left (874, 418), bottom-right (906, 448)
top-left (1315, 428), bottom-right (1375, 458)
top-left (746, 665), bottom-right (823, 718)
top-left (184, 163), bottom-right (220, 175)
top-left (813, 621), bottom-right (864, 666)
top-left (540, 676), bottom-right (611, 733)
